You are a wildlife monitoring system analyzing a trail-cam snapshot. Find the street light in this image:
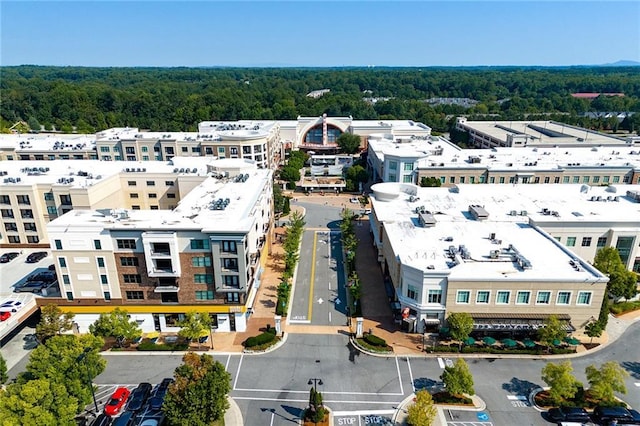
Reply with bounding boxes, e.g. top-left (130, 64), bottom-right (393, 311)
top-left (77, 347), bottom-right (99, 414)
top-left (307, 378), bottom-right (324, 426)
top-left (308, 377), bottom-right (323, 390)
